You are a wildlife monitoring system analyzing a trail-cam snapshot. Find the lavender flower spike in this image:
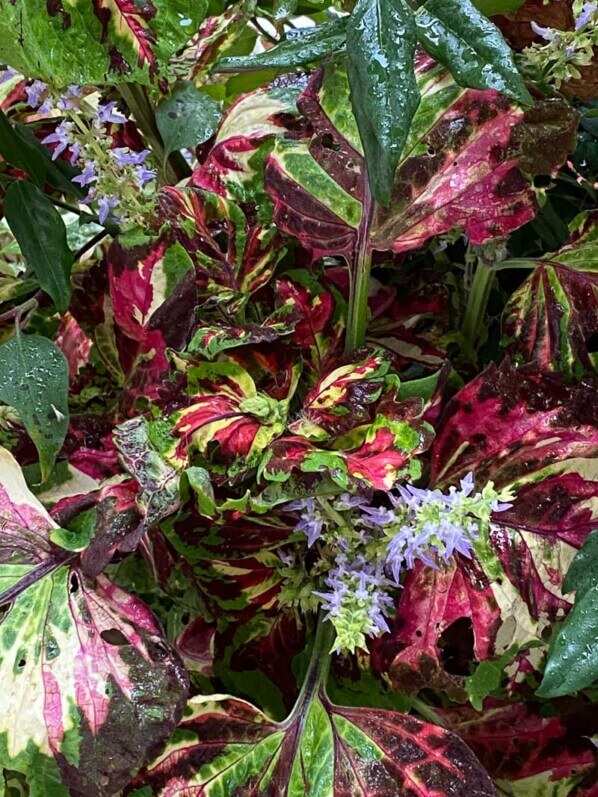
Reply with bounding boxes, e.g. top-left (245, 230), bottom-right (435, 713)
top-left (95, 101), bottom-right (127, 126)
top-left (0, 66), bottom-right (18, 84)
top-left (97, 196), bottom-right (119, 224)
top-left (112, 148), bottom-right (150, 168)
top-left (25, 80), bottom-right (47, 109)
top-left (530, 21), bottom-right (558, 41)
top-left (72, 160), bottom-right (98, 188)
top-left (41, 121), bottom-right (73, 160)
top-left (576, 2), bottom-right (597, 29)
